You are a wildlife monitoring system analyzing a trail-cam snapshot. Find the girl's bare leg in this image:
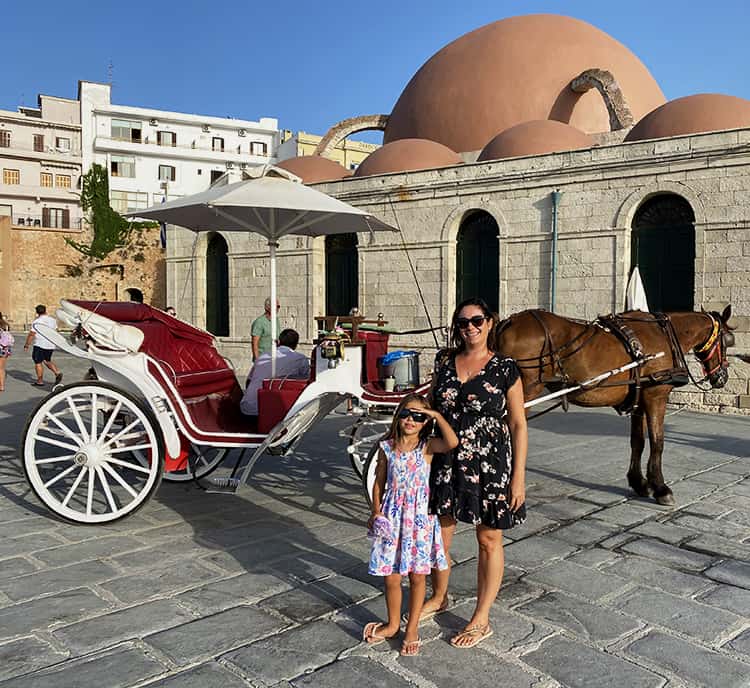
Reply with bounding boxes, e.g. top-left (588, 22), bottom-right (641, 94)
top-left (381, 573), bottom-right (403, 636)
top-left (404, 573), bottom-right (426, 641)
top-left (424, 515), bottom-right (456, 614)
